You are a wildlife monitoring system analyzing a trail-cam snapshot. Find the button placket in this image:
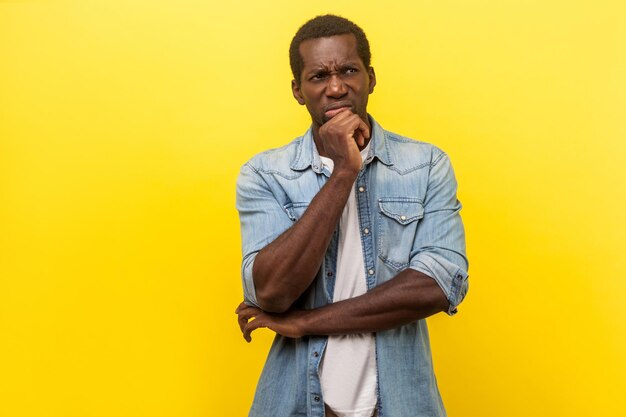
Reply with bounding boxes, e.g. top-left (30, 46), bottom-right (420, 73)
top-left (355, 175), bottom-right (376, 290)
